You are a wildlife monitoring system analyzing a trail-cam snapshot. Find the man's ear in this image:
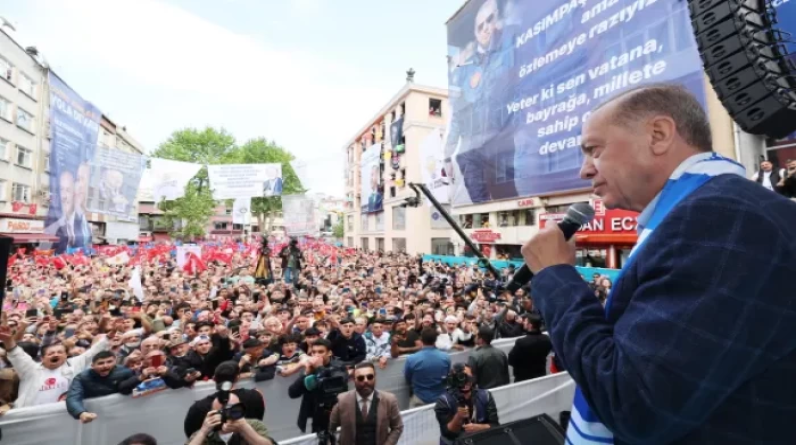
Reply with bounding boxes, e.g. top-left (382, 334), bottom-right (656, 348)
top-left (648, 115), bottom-right (676, 156)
